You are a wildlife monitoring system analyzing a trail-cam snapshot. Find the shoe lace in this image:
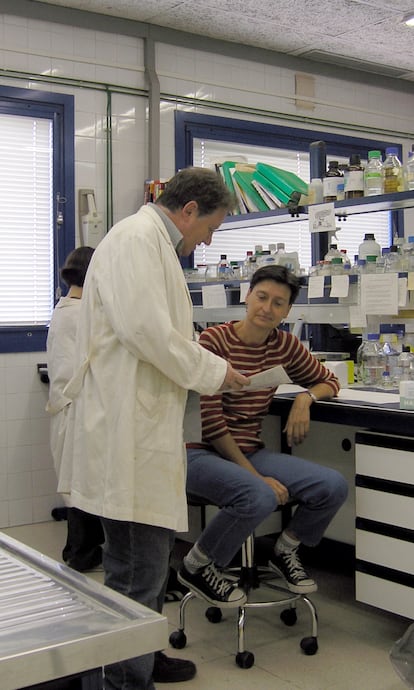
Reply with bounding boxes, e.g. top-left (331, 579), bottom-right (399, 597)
top-left (282, 550), bottom-right (309, 581)
top-left (203, 563), bottom-right (234, 596)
